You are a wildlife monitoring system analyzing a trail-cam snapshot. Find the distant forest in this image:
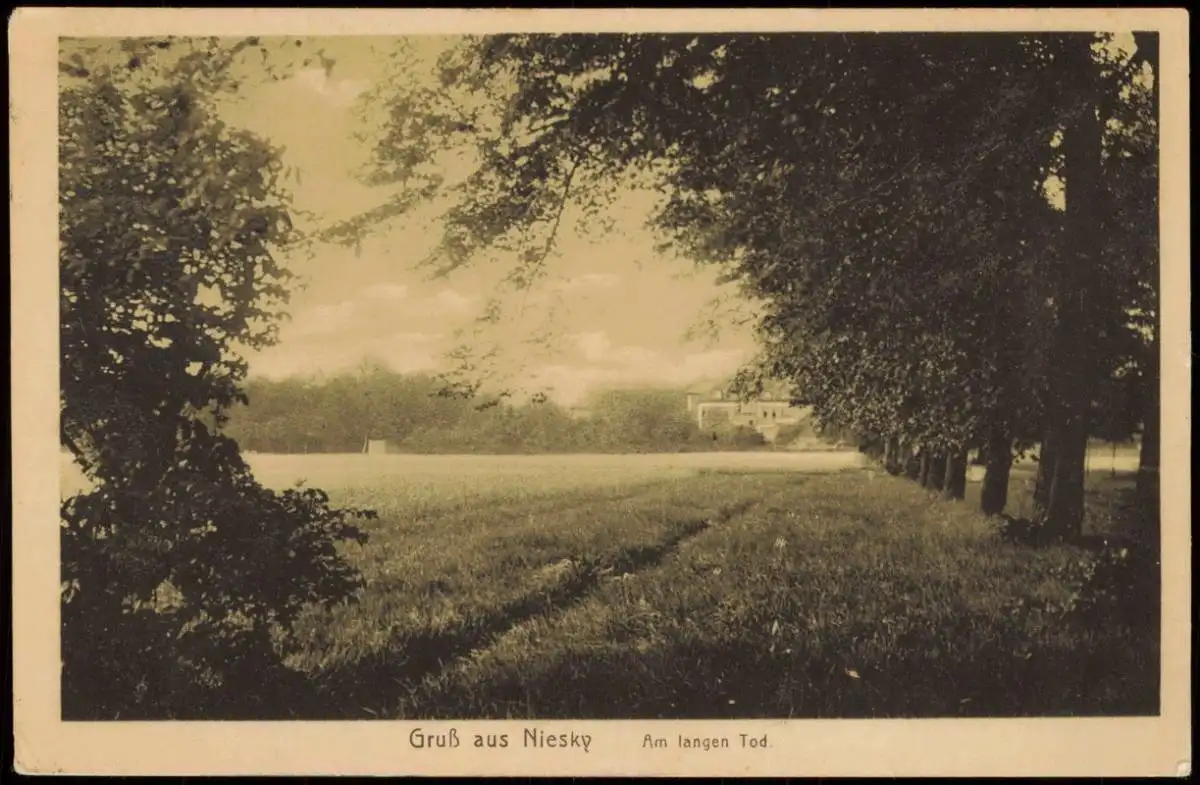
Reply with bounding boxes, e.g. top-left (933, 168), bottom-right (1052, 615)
top-left (222, 367), bottom-right (809, 454)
